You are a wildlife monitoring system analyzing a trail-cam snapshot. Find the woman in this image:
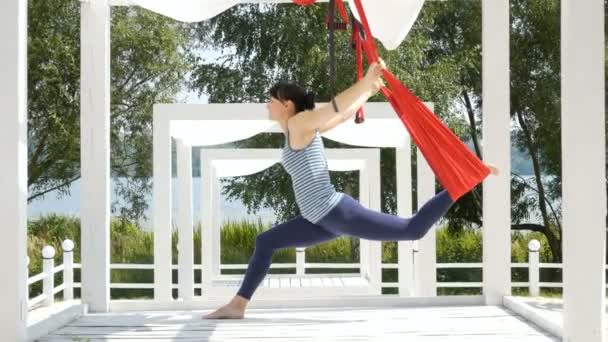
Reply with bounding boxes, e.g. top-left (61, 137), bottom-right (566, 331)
top-left (203, 61), bottom-right (499, 319)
